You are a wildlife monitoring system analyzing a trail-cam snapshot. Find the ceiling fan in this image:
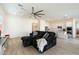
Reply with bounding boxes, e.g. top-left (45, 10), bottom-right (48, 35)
top-left (18, 4), bottom-right (45, 19)
top-left (31, 7), bottom-right (45, 19)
